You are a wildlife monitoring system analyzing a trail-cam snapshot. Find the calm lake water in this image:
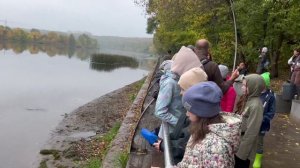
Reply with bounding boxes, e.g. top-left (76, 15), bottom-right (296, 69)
top-left (0, 48), bottom-right (152, 168)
